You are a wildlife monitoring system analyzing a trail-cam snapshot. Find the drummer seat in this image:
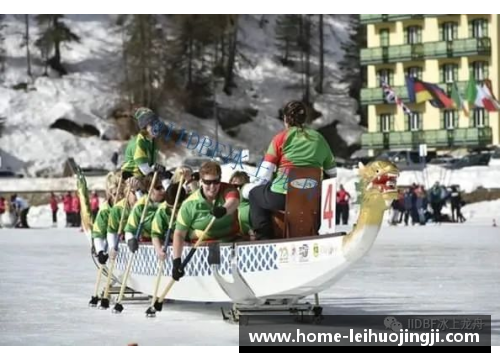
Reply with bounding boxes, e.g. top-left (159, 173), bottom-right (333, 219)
top-left (272, 167), bottom-right (322, 239)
